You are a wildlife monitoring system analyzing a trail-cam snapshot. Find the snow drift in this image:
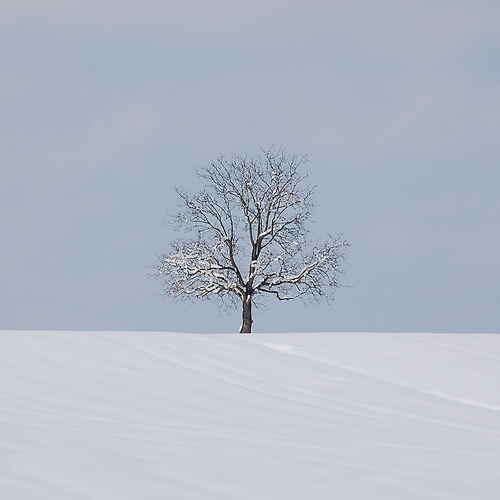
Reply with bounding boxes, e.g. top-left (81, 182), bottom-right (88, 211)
top-left (1, 331), bottom-right (499, 499)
